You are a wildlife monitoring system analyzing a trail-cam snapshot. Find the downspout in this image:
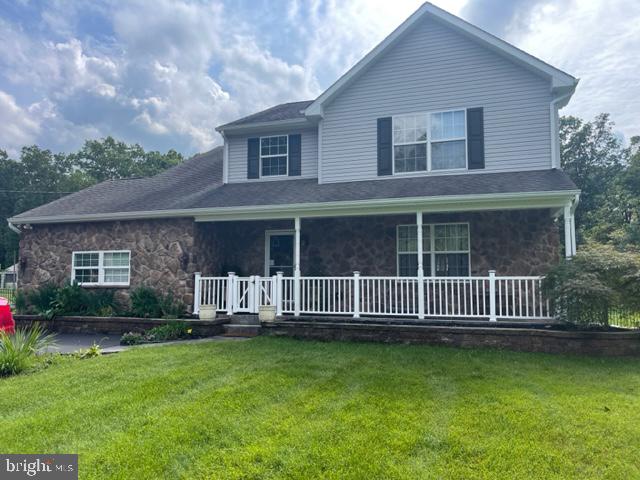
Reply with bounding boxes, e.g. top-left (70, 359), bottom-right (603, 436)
top-left (549, 89), bottom-right (577, 169)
